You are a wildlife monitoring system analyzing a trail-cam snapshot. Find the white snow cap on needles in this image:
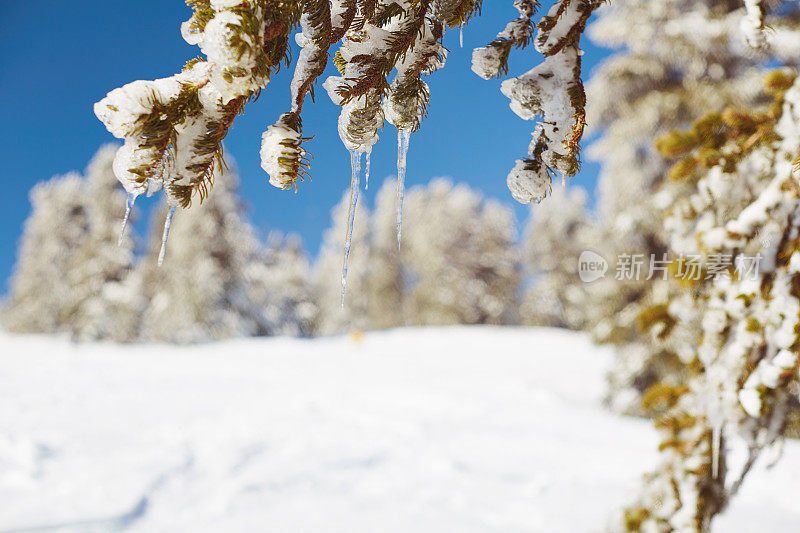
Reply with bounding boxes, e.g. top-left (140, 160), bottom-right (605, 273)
top-left (95, 0), bottom-right (275, 210)
top-left (501, 47), bottom-right (583, 202)
top-left (471, 0), bottom-right (537, 80)
top-left (536, 0), bottom-right (586, 55)
top-left (189, 2), bottom-right (269, 102)
top-left (323, 78), bottom-right (384, 152)
top-left (486, 0), bottom-right (594, 204)
top-left (260, 119), bottom-right (305, 190)
top-left (507, 159), bottom-right (552, 204)
top-left (383, 19), bottom-right (446, 132)
top-left (94, 62), bottom-right (215, 200)
top-left (471, 46), bottom-right (506, 80)
top-left (741, 0), bottom-right (769, 50)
